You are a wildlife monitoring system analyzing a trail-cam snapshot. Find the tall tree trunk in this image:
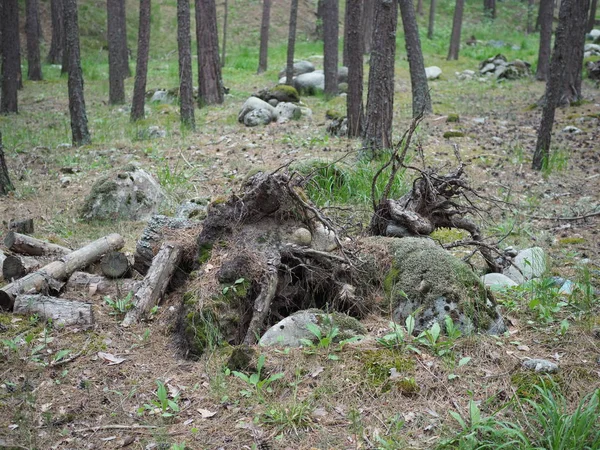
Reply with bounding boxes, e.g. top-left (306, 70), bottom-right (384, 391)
top-left (108, 0), bottom-right (126, 104)
top-left (343, 0), bottom-right (350, 66)
top-left (0, 132), bottom-right (15, 196)
top-left (427, 0), bottom-right (436, 39)
top-left (363, 0), bottom-right (398, 156)
top-left (558, 0), bottom-right (588, 105)
top-left (117, 0), bottom-right (131, 78)
top-left (533, 0), bottom-right (590, 170)
top-left (527, 0), bottom-right (536, 33)
top-left (323, 0), bottom-right (339, 97)
top-left (47, 0), bottom-right (64, 64)
top-left (346, 0), bottom-right (364, 137)
top-left (64, 0), bottom-right (91, 146)
top-left (536, 0), bottom-right (553, 80)
top-left (416, 0), bottom-right (424, 15)
top-left (221, 0), bottom-right (228, 67)
top-left (286, 0), bottom-right (299, 86)
top-left (362, 0), bottom-right (375, 53)
top-left (25, 0), bottom-right (43, 81)
top-left (399, 0), bottom-right (432, 117)
top-left (588, 0), bottom-right (598, 32)
top-left (257, 0), bottom-right (272, 74)
top-left (316, 0), bottom-right (325, 40)
top-left (447, 0), bottom-right (465, 60)
top-left (1, 0), bottom-right (20, 114)
top-left (195, 0), bottom-right (224, 106)
top-left (177, 0), bottom-right (195, 129)
top-left (131, 0), bottom-right (151, 121)
top-left (483, 0), bottom-right (496, 19)
top-left (61, 18), bottom-right (69, 75)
